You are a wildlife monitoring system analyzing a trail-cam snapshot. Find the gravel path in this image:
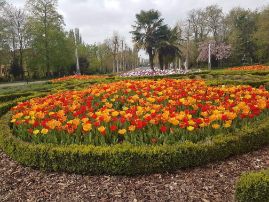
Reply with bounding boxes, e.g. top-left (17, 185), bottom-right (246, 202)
top-left (1, 147), bottom-right (269, 202)
top-left (0, 80), bottom-right (48, 89)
